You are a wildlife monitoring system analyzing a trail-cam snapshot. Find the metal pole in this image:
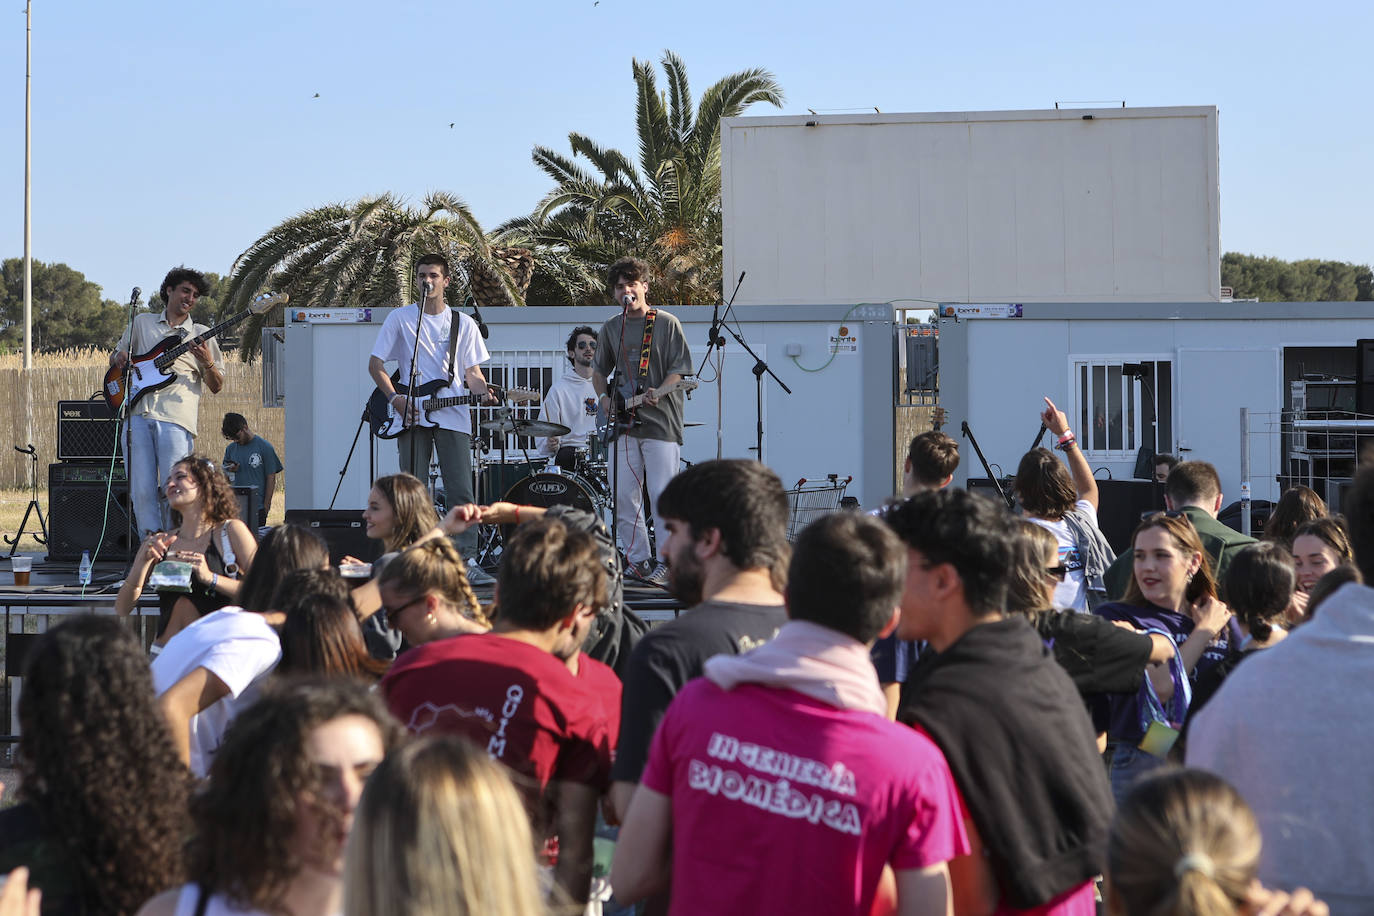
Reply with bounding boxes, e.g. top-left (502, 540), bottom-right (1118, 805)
top-left (1239, 407), bottom-right (1252, 537)
top-left (23, 0), bottom-right (32, 370)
